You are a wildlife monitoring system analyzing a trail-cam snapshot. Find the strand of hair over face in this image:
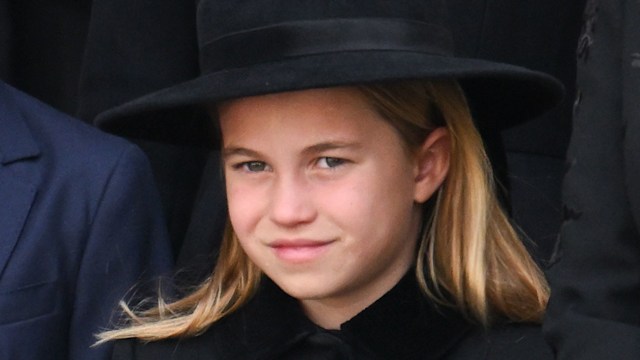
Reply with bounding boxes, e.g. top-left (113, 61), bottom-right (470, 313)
top-left (96, 226), bottom-right (262, 343)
